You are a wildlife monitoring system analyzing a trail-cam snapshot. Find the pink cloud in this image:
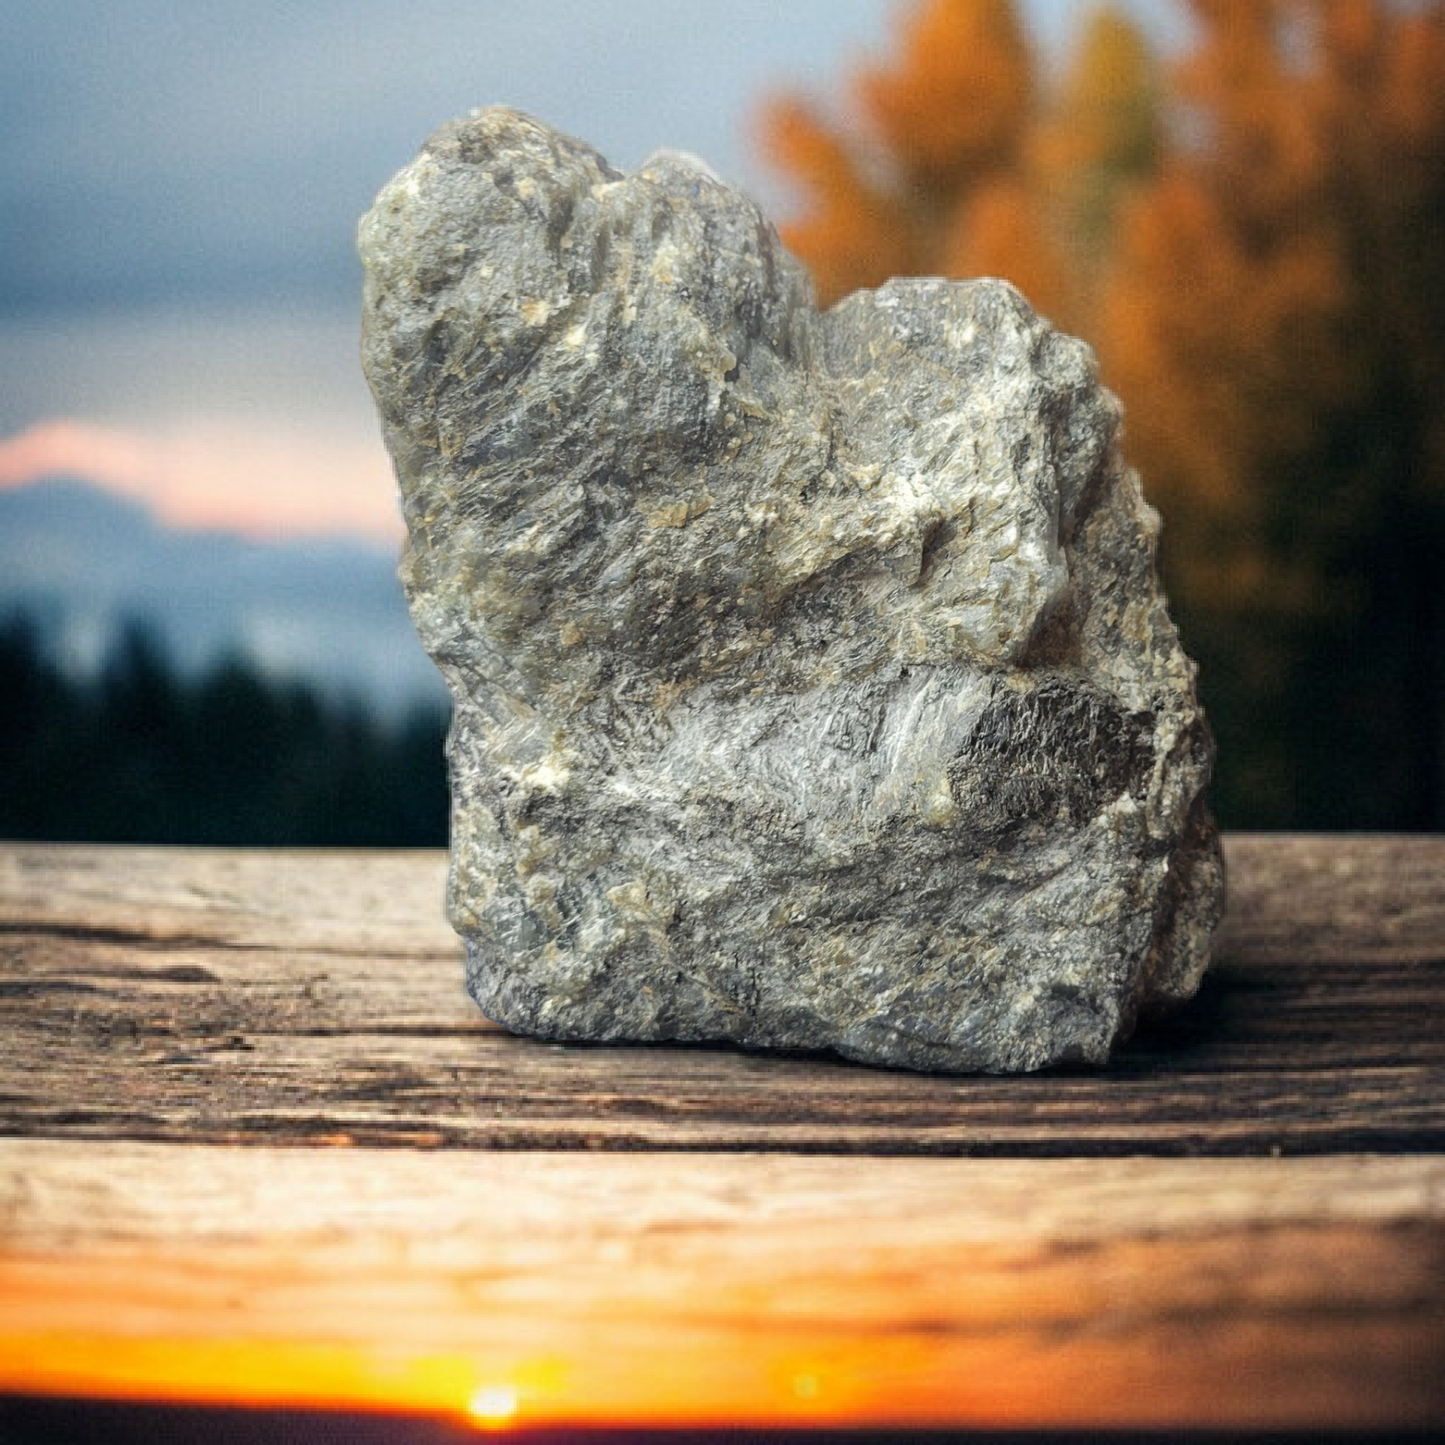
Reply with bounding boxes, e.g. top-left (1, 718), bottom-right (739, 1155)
top-left (0, 417), bottom-right (403, 543)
